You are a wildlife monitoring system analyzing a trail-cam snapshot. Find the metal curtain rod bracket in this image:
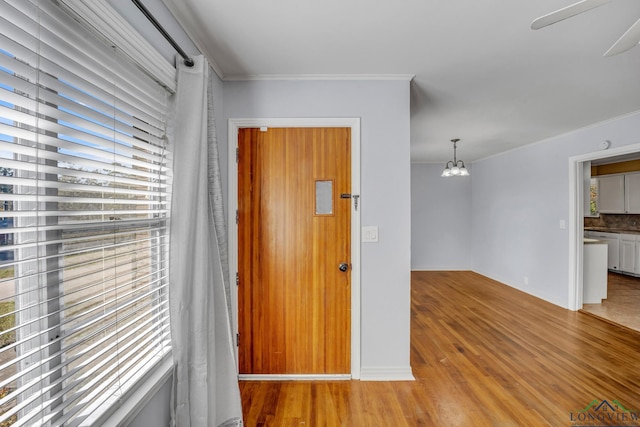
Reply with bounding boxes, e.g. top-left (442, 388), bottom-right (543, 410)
top-left (131, 0), bottom-right (194, 67)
